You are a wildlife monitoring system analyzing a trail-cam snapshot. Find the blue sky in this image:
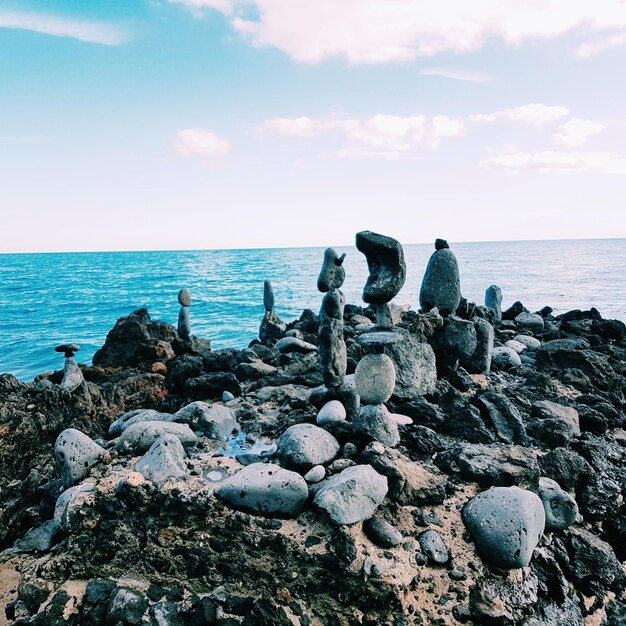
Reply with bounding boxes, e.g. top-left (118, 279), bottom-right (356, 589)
top-left (1, 0), bottom-right (626, 252)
